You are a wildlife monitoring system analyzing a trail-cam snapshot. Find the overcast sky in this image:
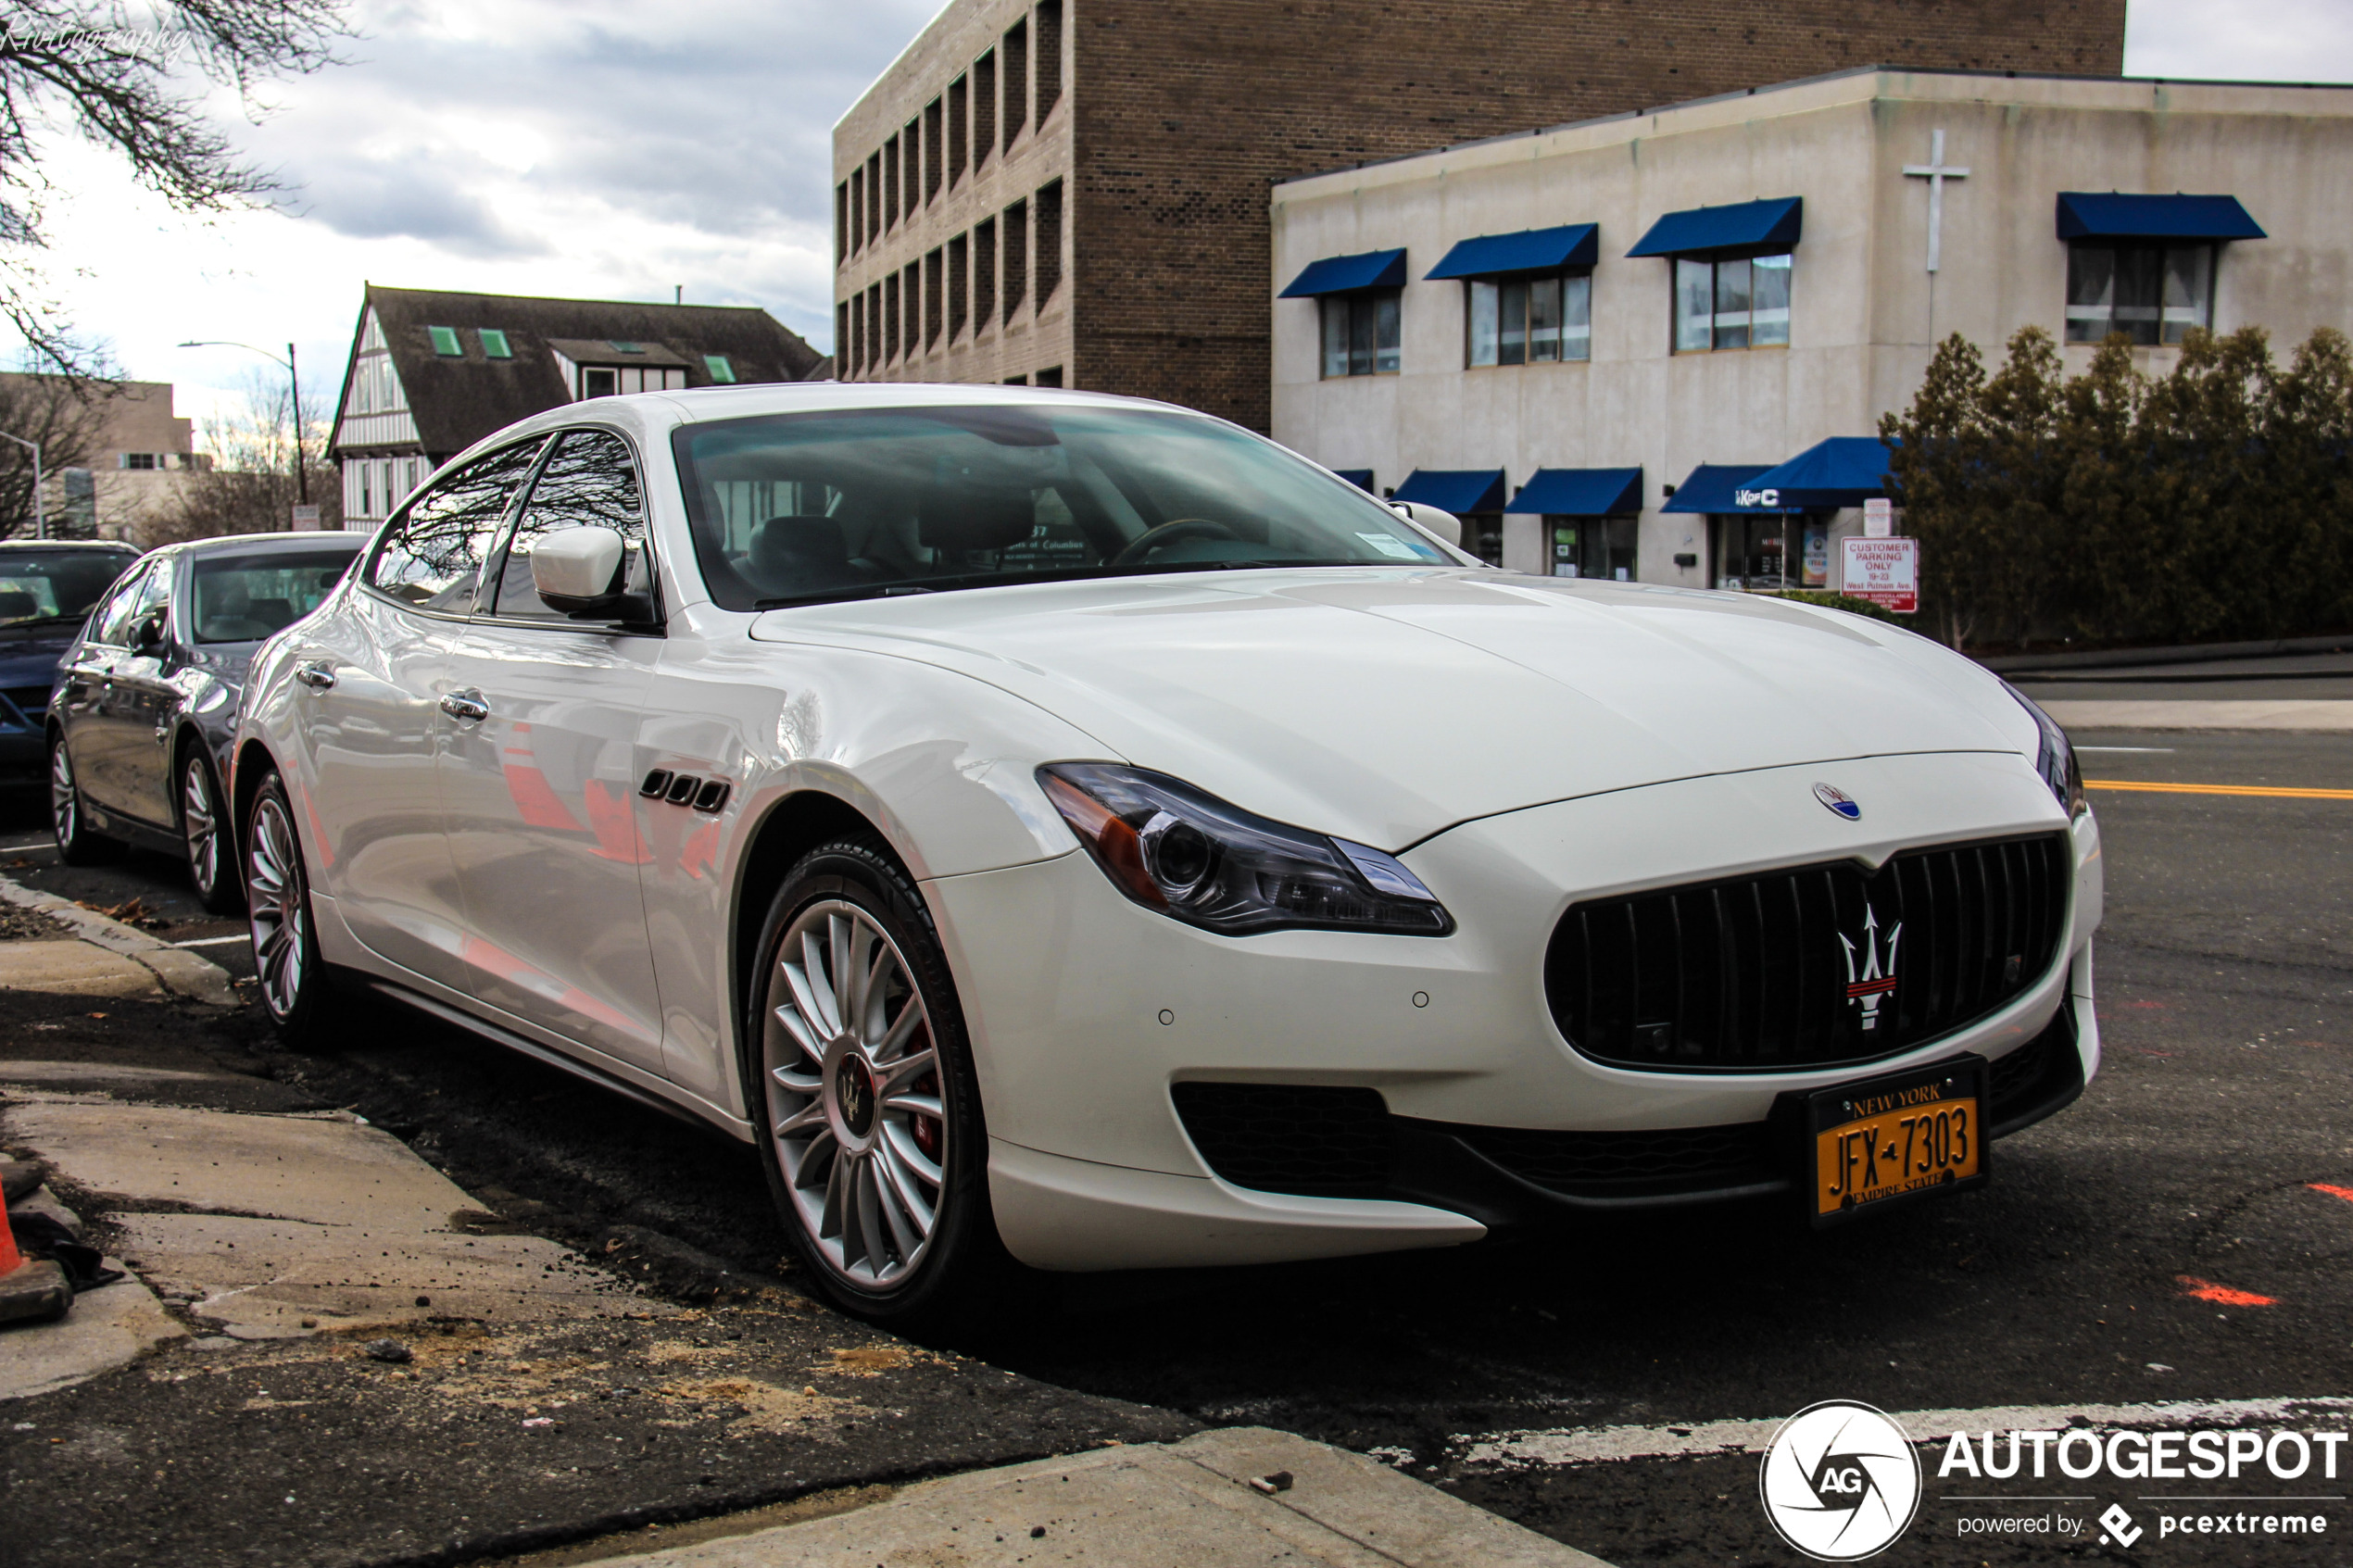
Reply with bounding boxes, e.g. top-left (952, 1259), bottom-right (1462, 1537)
top-left (18, 0), bottom-right (2353, 435)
